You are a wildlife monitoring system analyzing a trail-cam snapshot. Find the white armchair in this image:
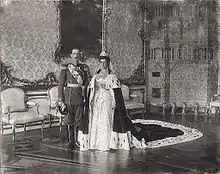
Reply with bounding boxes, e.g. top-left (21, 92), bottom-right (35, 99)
top-left (121, 84), bottom-right (145, 115)
top-left (47, 86), bottom-right (64, 133)
top-left (1, 88), bottom-right (45, 142)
